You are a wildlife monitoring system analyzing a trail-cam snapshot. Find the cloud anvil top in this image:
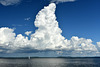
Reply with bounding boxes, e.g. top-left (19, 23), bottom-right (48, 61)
top-left (0, 3), bottom-right (100, 57)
